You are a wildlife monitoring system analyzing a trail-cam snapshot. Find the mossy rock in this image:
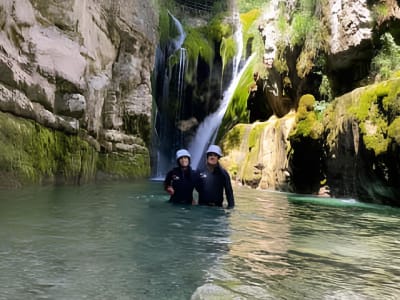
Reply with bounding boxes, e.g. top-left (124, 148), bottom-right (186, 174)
top-left (221, 122), bottom-right (267, 186)
top-left (289, 94), bottom-right (323, 142)
top-left (0, 111), bottom-right (98, 187)
top-left (388, 117), bottom-right (400, 144)
top-left (0, 111), bottom-right (150, 187)
top-left (347, 78), bottom-right (400, 156)
top-left (97, 151), bottom-right (150, 179)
